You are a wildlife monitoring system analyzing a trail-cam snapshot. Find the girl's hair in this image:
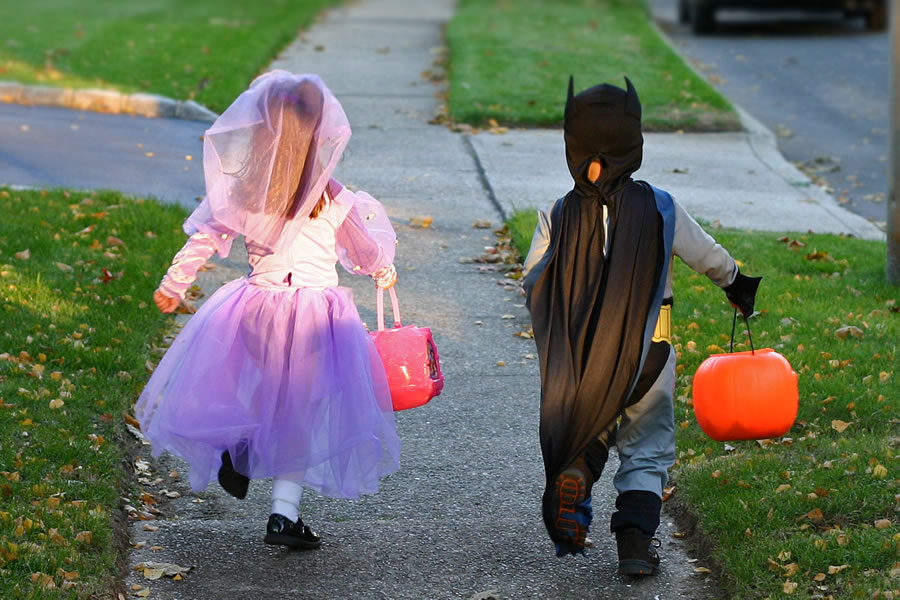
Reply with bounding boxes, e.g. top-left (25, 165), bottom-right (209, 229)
top-left (309, 193), bottom-right (328, 219)
top-left (200, 72), bottom-right (352, 252)
top-left (268, 80), bottom-right (326, 219)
